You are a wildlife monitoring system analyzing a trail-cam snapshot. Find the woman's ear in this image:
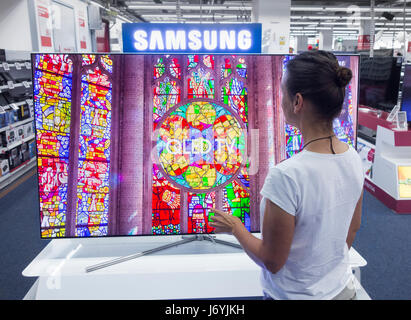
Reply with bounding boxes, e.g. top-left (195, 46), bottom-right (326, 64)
top-left (293, 93), bottom-right (304, 114)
